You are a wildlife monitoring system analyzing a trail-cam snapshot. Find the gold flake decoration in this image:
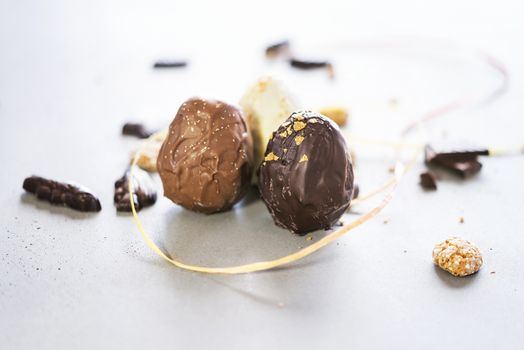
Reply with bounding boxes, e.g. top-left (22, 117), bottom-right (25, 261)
top-left (293, 121), bottom-right (306, 132)
top-left (299, 154), bottom-right (308, 163)
top-left (264, 152), bottom-right (279, 161)
top-left (294, 135), bottom-right (304, 145)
